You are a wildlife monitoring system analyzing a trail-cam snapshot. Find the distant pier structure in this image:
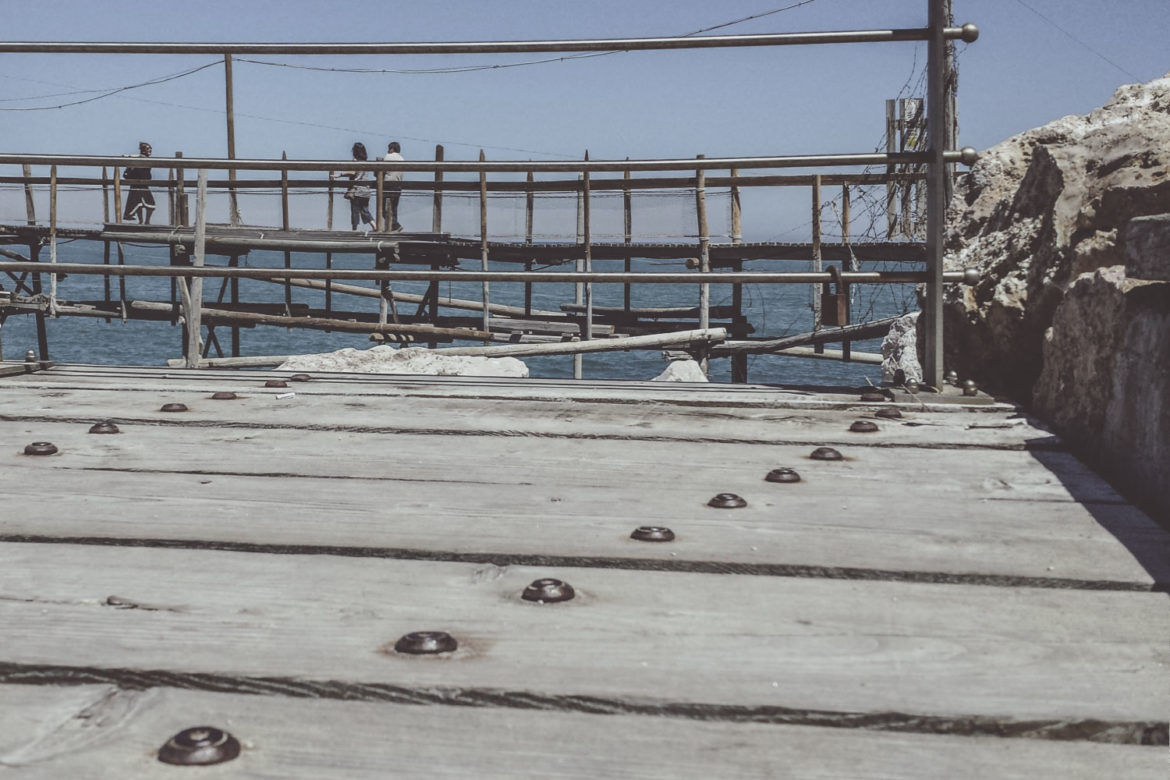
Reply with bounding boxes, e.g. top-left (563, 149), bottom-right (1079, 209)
top-left (0, 1), bottom-right (980, 385)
